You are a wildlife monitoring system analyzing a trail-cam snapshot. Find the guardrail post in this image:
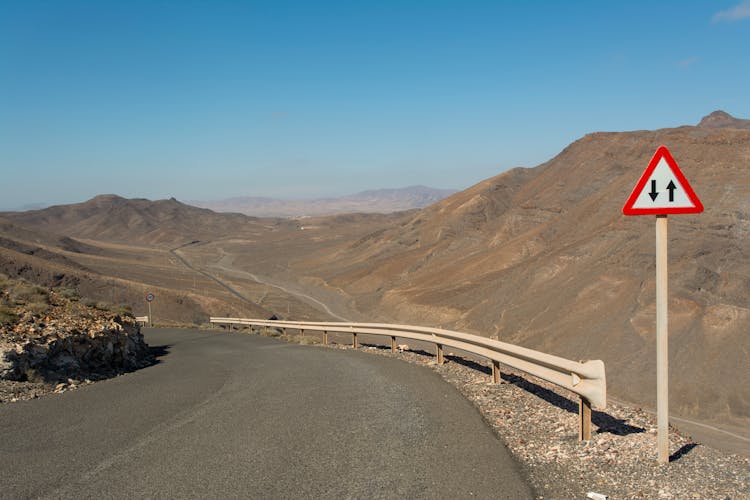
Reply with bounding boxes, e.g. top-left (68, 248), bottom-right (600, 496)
top-left (436, 344), bottom-right (444, 364)
top-left (391, 336), bottom-right (396, 353)
top-left (579, 397), bottom-right (592, 441)
top-left (300, 329), bottom-right (304, 337)
top-left (323, 331), bottom-right (329, 345)
top-left (352, 332), bottom-right (358, 348)
top-left (492, 360), bottom-right (500, 384)
top-left (229, 323), bottom-right (233, 332)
